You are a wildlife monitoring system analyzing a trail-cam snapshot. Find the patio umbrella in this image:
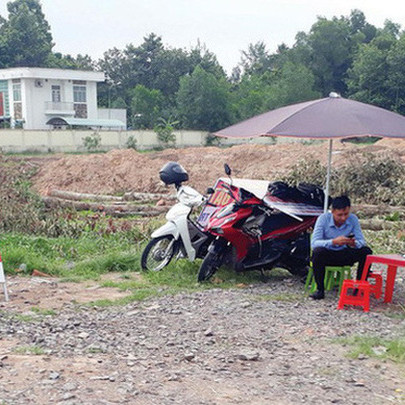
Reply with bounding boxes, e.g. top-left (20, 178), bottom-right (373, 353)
top-left (214, 93), bottom-right (405, 211)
